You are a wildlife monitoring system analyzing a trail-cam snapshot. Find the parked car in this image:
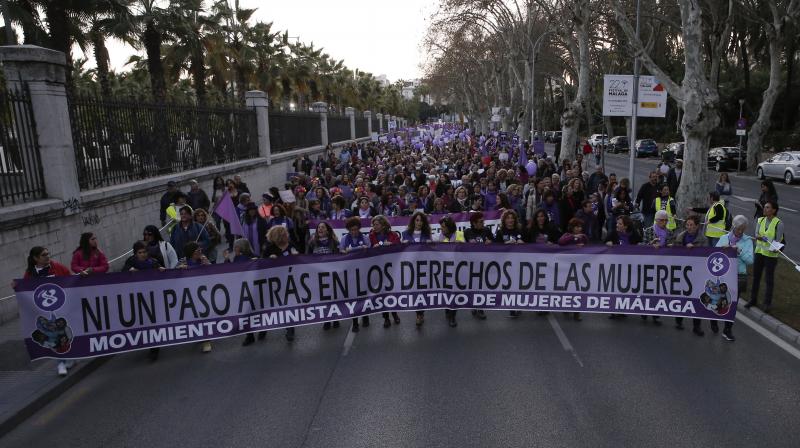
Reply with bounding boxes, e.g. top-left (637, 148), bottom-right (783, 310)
top-left (635, 139), bottom-right (658, 157)
top-left (708, 146), bottom-right (747, 172)
top-left (545, 131), bottom-right (562, 143)
top-left (607, 136), bottom-right (629, 153)
top-left (661, 142), bottom-right (684, 161)
top-left (588, 134), bottom-right (609, 149)
top-left (757, 151), bottom-right (800, 184)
